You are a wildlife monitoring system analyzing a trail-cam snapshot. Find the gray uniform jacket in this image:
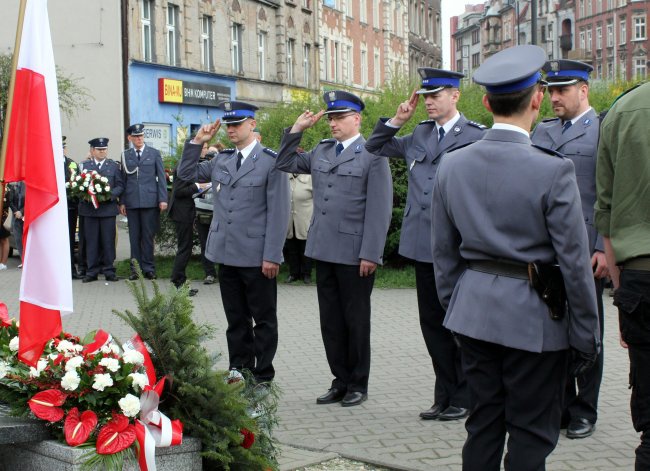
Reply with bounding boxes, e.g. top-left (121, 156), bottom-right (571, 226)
top-left (432, 129), bottom-right (600, 354)
top-left (120, 146), bottom-right (168, 209)
top-left (78, 159), bottom-right (124, 217)
top-left (365, 114), bottom-right (485, 262)
top-left (531, 108), bottom-right (603, 254)
top-left (177, 141), bottom-right (290, 267)
top-left (276, 130), bottom-right (392, 266)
